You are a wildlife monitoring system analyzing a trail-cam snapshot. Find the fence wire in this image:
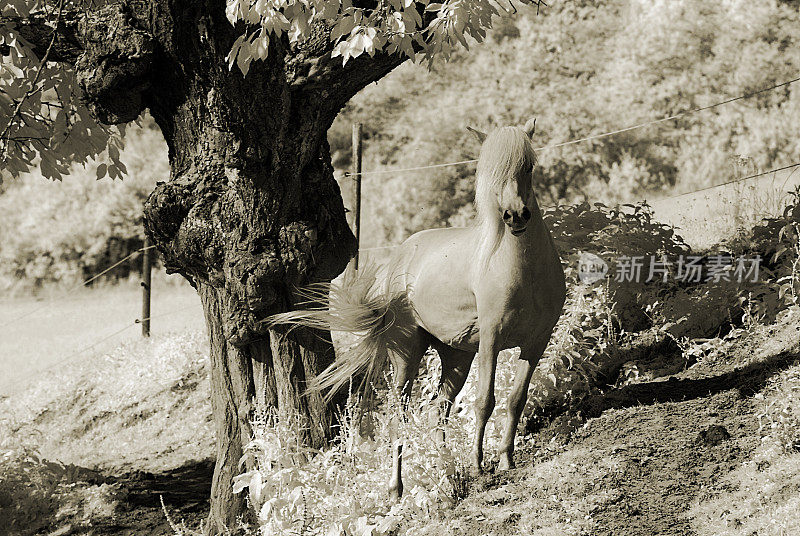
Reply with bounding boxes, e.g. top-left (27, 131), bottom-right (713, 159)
top-left (341, 74), bottom-right (800, 178)
top-left (3, 73), bottom-right (800, 385)
top-left (0, 245), bottom-right (157, 330)
top-left (0, 304), bottom-right (199, 393)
